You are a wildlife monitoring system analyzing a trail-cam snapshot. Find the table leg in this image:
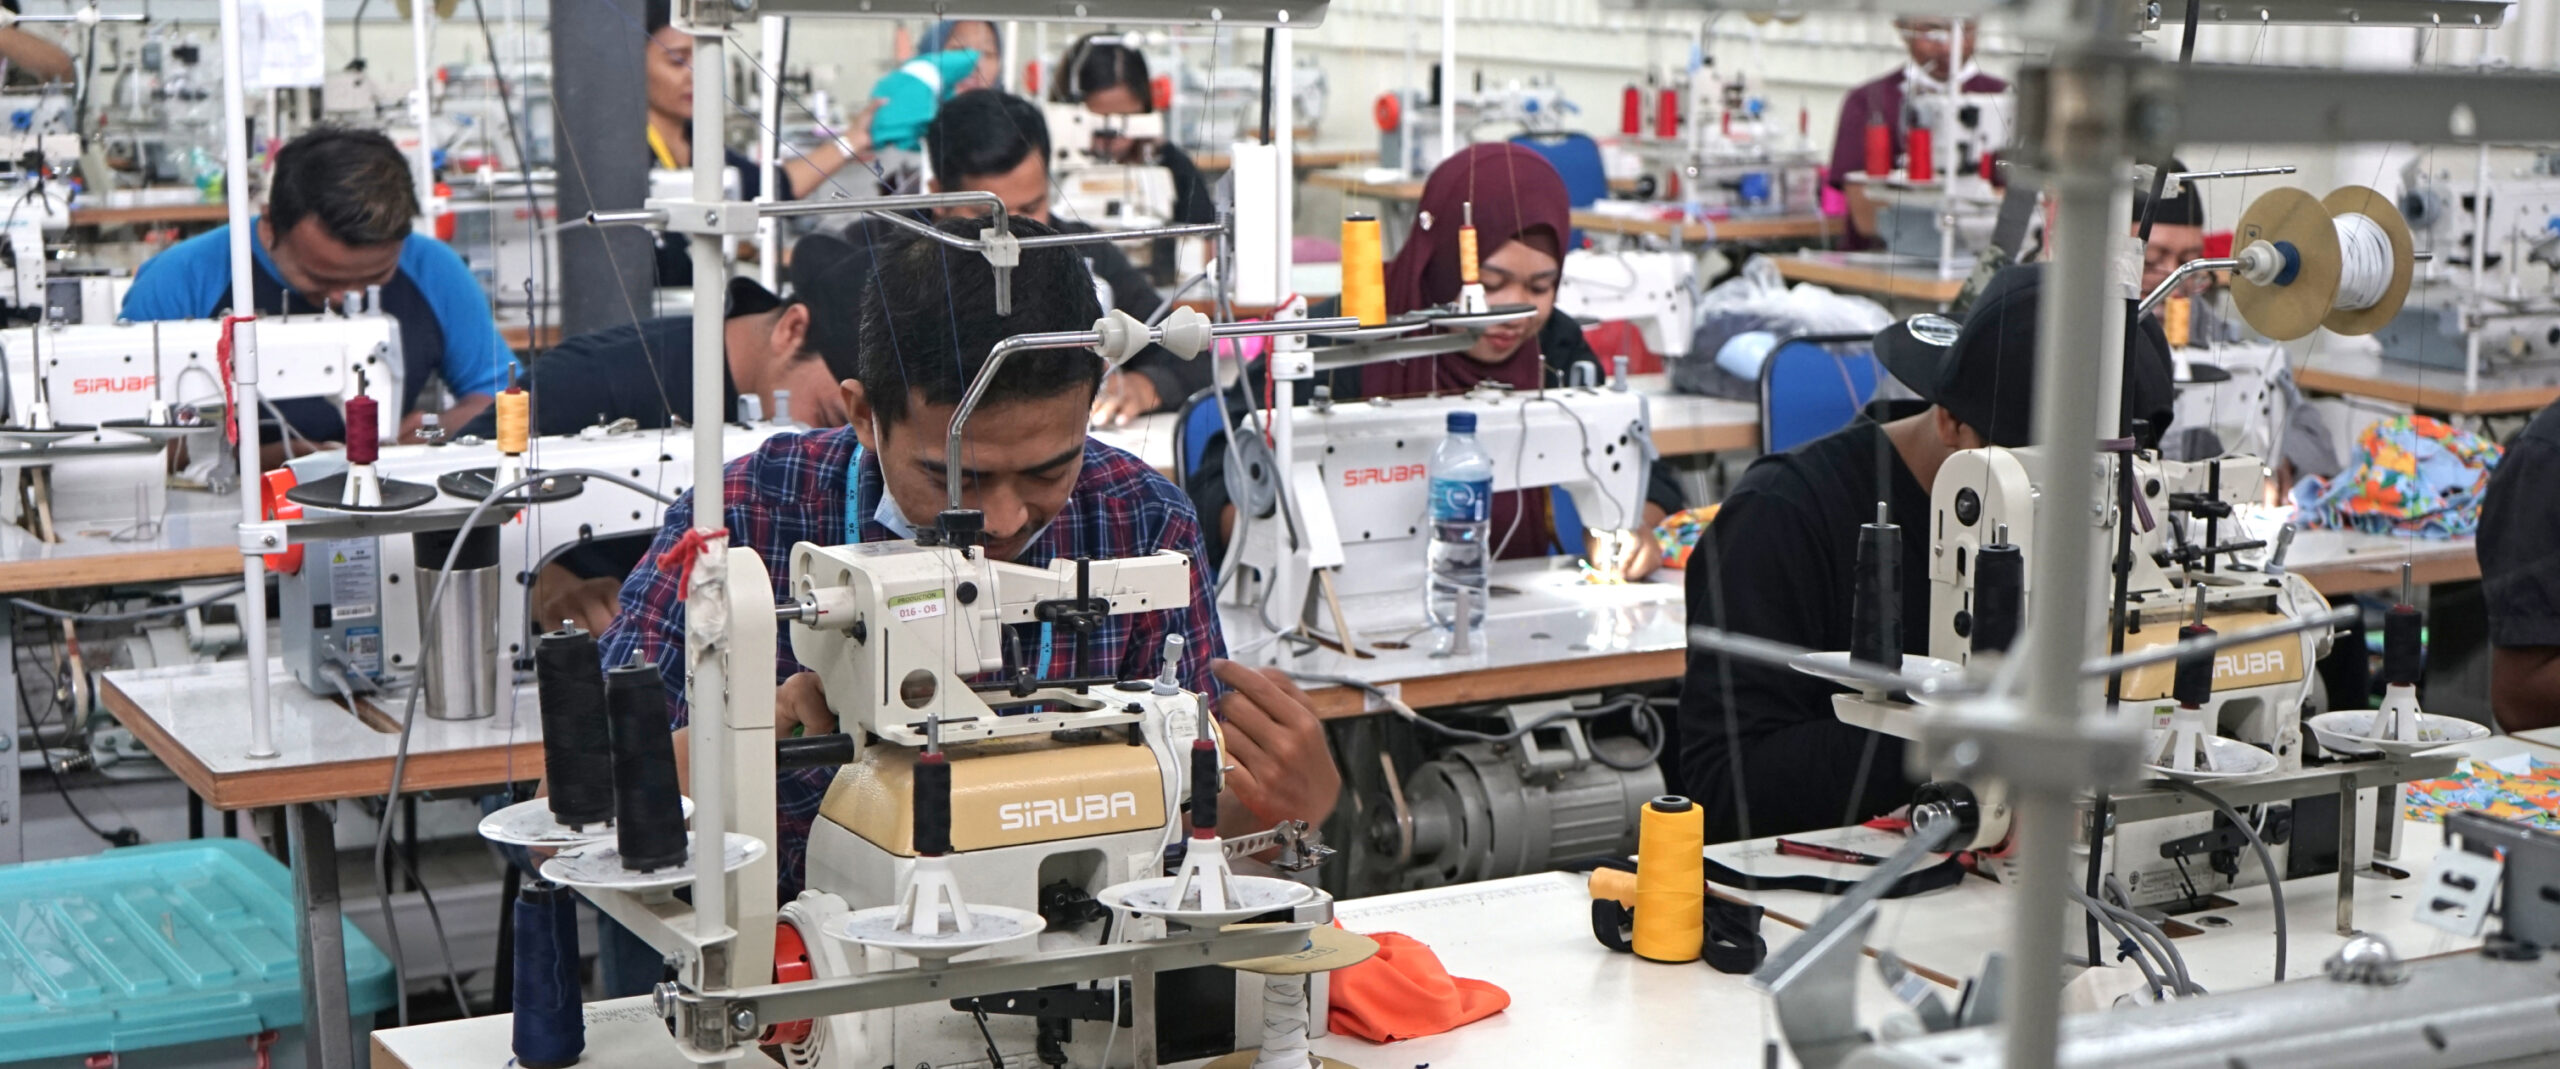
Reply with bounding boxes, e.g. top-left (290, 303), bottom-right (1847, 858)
top-left (287, 802), bottom-right (354, 1069)
top-left (2375, 782), bottom-right (2404, 863)
top-left (2336, 782), bottom-right (2360, 937)
top-left (0, 599), bottom-right (20, 864)
top-left (189, 792), bottom-right (204, 840)
top-left (1131, 961), bottom-right (1158, 1069)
